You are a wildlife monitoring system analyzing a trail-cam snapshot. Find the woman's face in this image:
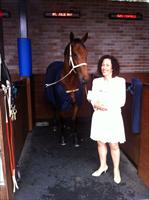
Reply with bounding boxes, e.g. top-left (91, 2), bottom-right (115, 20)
top-left (101, 58), bottom-right (113, 78)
